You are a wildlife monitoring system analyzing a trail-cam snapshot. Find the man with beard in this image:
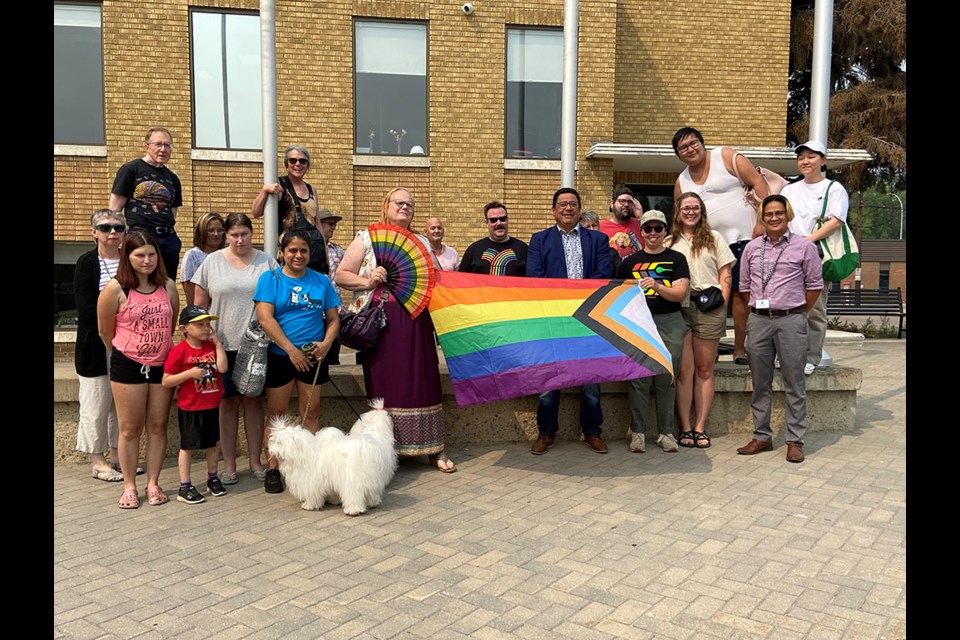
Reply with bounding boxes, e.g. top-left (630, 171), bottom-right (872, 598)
top-left (458, 201), bottom-right (528, 277)
top-left (599, 186), bottom-right (644, 261)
